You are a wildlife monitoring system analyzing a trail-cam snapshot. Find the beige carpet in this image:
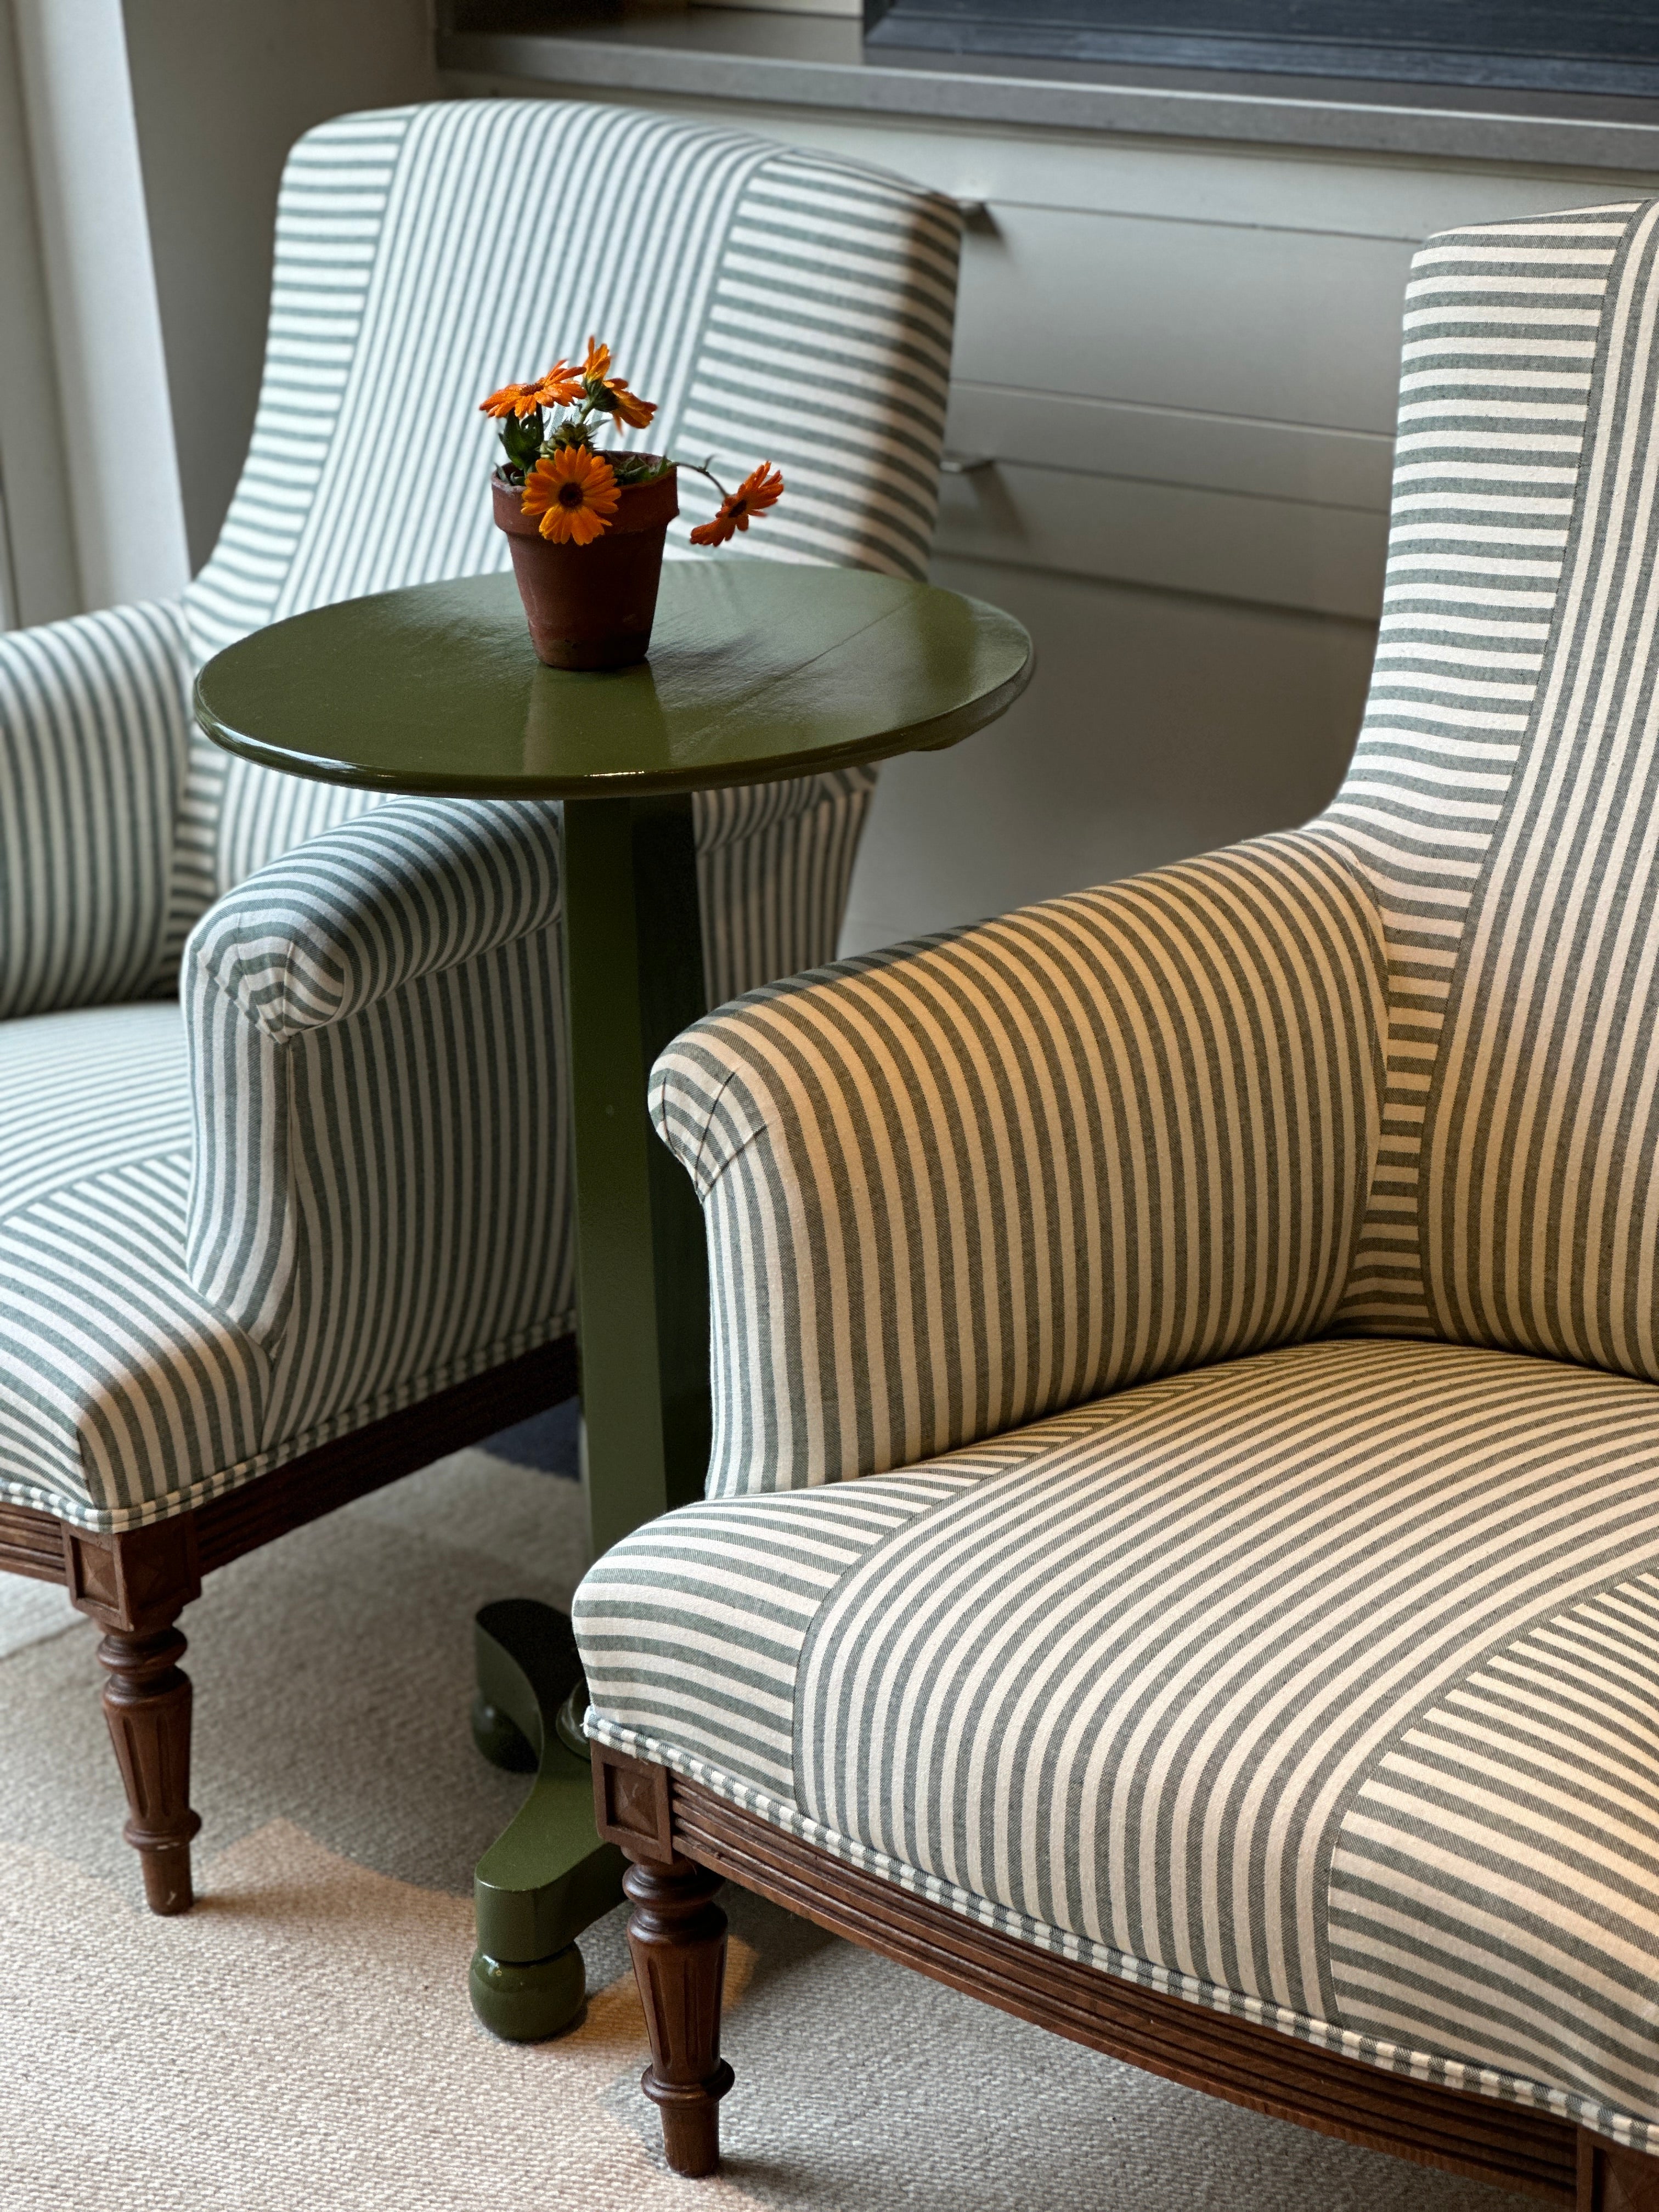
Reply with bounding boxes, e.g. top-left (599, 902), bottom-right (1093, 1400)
top-left (0, 1450), bottom-right (1530, 2211)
